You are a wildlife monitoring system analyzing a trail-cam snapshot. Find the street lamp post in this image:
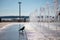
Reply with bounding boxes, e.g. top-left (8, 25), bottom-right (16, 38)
top-left (18, 2), bottom-right (21, 21)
